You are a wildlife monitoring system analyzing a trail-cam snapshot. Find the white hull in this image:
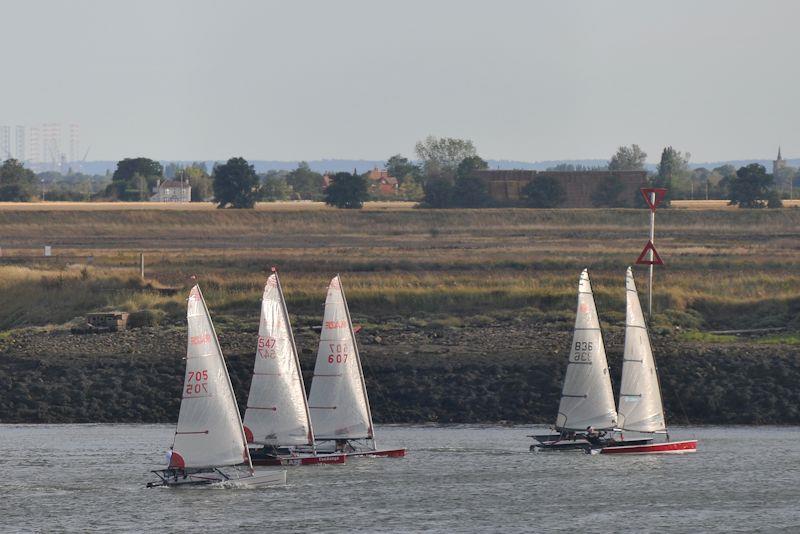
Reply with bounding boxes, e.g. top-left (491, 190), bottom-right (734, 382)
top-left (150, 468), bottom-right (286, 488)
